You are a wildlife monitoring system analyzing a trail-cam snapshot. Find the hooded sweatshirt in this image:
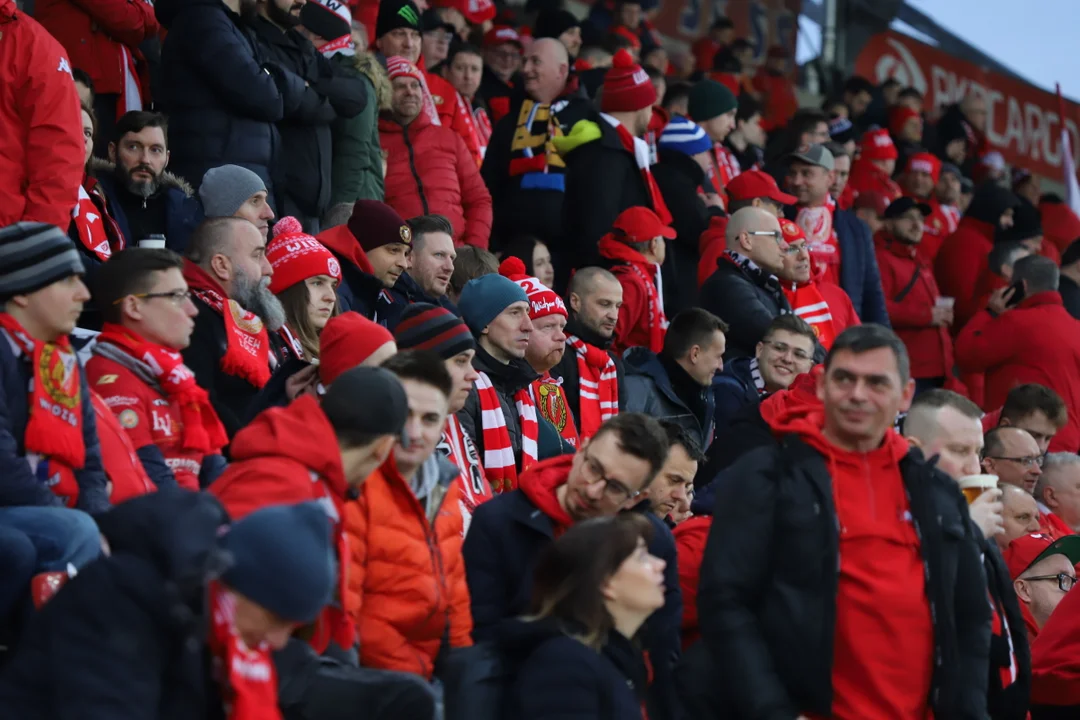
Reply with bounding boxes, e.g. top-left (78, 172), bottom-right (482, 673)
top-left (518, 454), bottom-right (576, 536)
top-left (766, 403), bottom-right (935, 720)
top-left (210, 395), bottom-right (354, 655)
top-left (598, 233), bottom-right (667, 354)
